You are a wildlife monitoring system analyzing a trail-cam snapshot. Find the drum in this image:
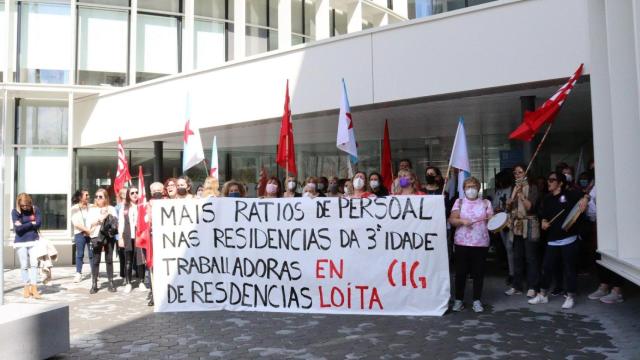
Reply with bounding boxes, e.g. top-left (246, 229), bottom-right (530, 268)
top-left (561, 202), bottom-right (582, 232)
top-left (487, 212), bottom-right (509, 233)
